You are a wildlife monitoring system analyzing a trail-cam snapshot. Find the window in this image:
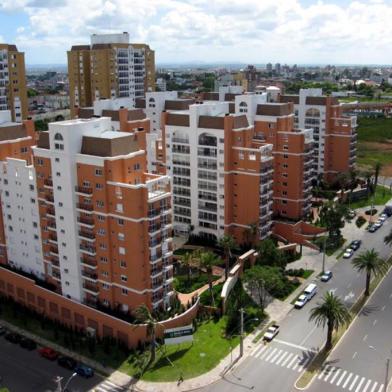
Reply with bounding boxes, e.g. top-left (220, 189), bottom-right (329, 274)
top-left (95, 169), bottom-right (103, 176)
top-left (97, 228), bottom-right (106, 236)
top-left (118, 232), bottom-right (125, 241)
top-left (96, 200), bottom-right (104, 208)
top-left (29, 184), bottom-right (34, 191)
top-left (121, 288), bottom-right (128, 295)
top-left (119, 247), bottom-right (125, 255)
top-left (120, 260), bottom-right (127, 268)
top-left (54, 133), bottom-right (63, 141)
top-left (120, 275), bottom-right (127, 282)
top-left (95, 183), bottom-right (103, 190)
top-left (102, 271), bottom-right (109, 277)
top-left (97, 215), bottom-right (105, 222)
top-left (100, 256), bottom-right (108, 263)
top-left (56, 172), bottom-right (61, 177)
top-left (283, 154), bottom-right (288, 159)
top-left (116, 203), bottom-right (123, 212)
top-left (102, 283), bottom-right (110, 290)
top-left (20, 147), bottom-right (28, 153)
top-left (133, 163), bottom-right (140, 171)
top-left (118, 219), bottom-right (124, 226)
top-left (57, 186), bottom-right (62, 190)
